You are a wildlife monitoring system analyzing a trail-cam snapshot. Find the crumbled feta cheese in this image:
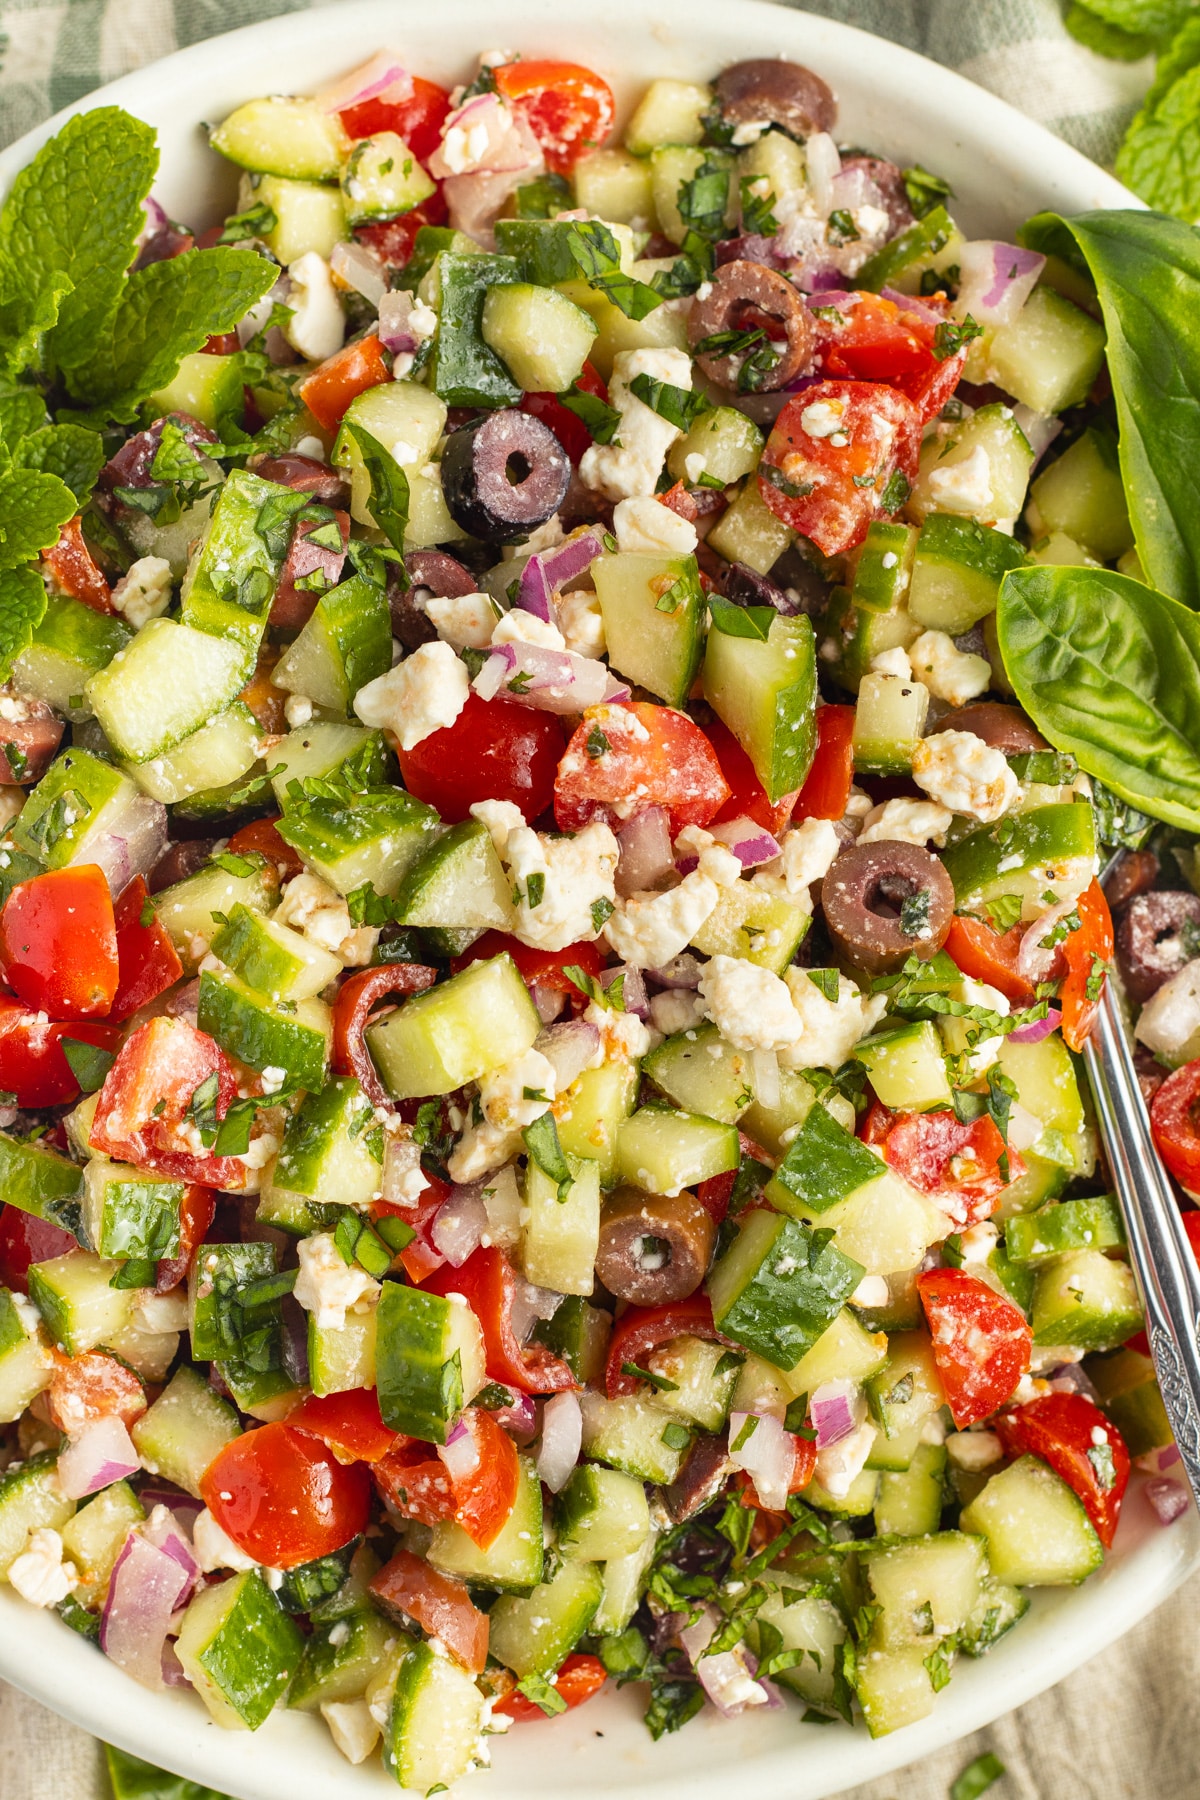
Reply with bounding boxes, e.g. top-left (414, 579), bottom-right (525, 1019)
top-left (354, 639), bottom-right (469, 751)
top-left (470, 798), bottom-right (526, 855)
top-left (1136, 958), bottom-right (1200, 1063)
top-left (649, 988), bottom-right (707, 1036)
top-left (483, 813), bottom-right (619, 952)
top-left (613, 495), bottom-right (698, 558)
top-left (283, 693), bottom-right (314, 729)
top-left (193, 1506), bottom-right (259, 1574)
top-left (556, 588), bottom-right (606, 659)
top-left (423, 591), bottom-right (497, 651)
top-left (294, 1231), bottom-right (380, 1331)
top-left (579, 347), bottom-right (693, 500)
top-left (276, 871), bottom-right (374, 964)
top-left (945, 1429), bottom-right (1003, 1471)
top-left (698, 955), bottom-right (803, 1054)
top-left (858, 797), bottom-right (953, 847)
top-left (110, 556), bottom-right (173, 630)
top-left (870, 645), bottom-right (913, 679)
top-left (295, 435), bottom-right (326, 462)
top-left (684, 453), bottom-right (708, 485)
top-left (604, 871), bottom-right (720, 968)
top-left (322, 1698), bottom-right (381, 1765)
top-left (959, 1221), bottom-right (1000, 1265)
top-left (908, 630), bottom-right (991, 708)
top-left (779, 966), bottom-right (888, 1071)
top-left (478, 1047), bottom-right (558, 1131)
top-left (814, 1417), bottom-right (877, 1499)
top-left (927, 444), bottom-right (994, 518)
top-left (442, 119), bottom-right (491, 174)
top-left (283, 252), bottom-right (346, 362)
top-left (9, 1529), bottom-right (75, 1607)
top-left (584, 1000), bottom-right (654, 1062)
top-left (448, 1117), bottom-right (523, 1183)
top-left (133, 1289), bottom-right (189, 1334)
top-left (730, 118), bottom-right (770, 146)
top-left (491, 608), bottom-right (566, 651)
top-left (779, 817), bottom-right (841, 893)
top-left (675, 828), bottom-right (744, 889)
top-left (800, 398), bottom-right (847, 440)
top-left (953, 977), bottom-right (1010, 1076)
top-left (912, 729), bottom-right (1019, 822)
top-left (849, 1274), bottom-right (890, 1309)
